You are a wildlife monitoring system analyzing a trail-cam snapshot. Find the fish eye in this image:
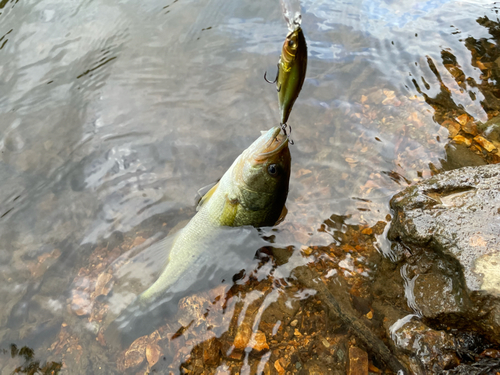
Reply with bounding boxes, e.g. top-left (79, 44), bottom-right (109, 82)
top-left (267, 163), bottom-right (280, 177)
top-left (288, 39), bottom-right (295, 48)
